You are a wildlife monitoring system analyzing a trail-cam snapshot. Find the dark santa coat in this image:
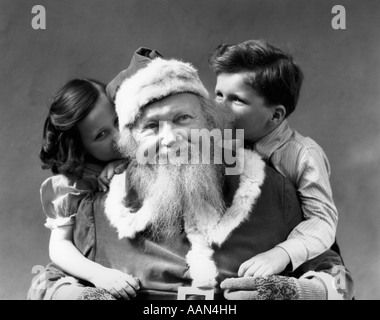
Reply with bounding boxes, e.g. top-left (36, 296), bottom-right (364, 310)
top-left (93, 149), bottom-right (303, 299)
